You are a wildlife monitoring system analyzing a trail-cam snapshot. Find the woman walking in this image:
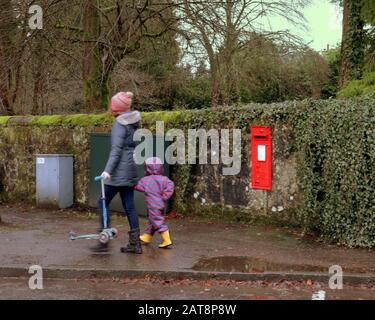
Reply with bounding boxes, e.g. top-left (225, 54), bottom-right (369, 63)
top-left (91, 91), bottom-right (142, 254)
